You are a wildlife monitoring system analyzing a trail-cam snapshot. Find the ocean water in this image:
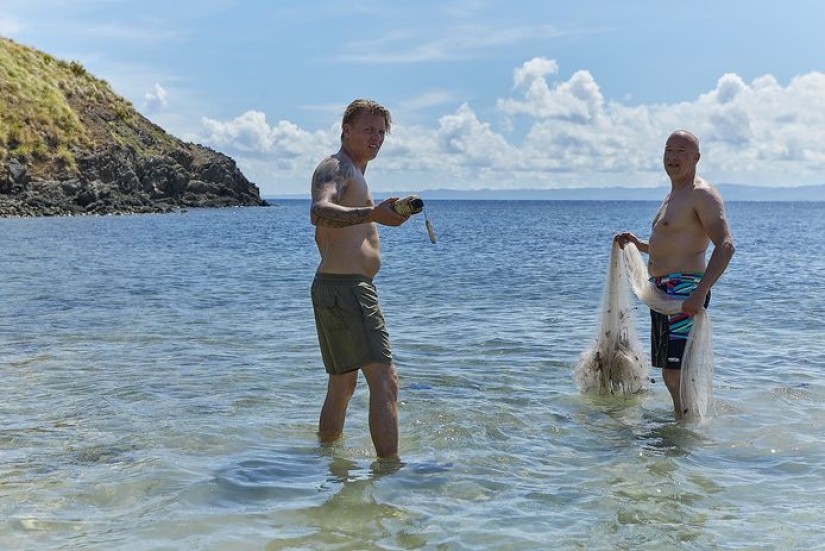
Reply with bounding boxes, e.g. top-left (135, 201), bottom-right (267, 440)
top-left (1, 199), bottom-right (824, 550)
